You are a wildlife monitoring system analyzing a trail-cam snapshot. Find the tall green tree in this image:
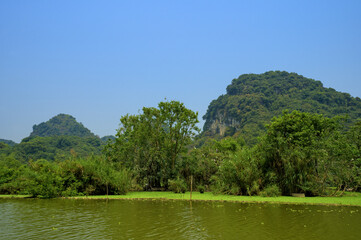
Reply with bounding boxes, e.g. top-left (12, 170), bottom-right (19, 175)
top-left (105, 100), bottom-right (199, 189)
top-left (345, 120), bottom-right (361, 191)
top-left (260, 110), bottom-right (340, 195)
